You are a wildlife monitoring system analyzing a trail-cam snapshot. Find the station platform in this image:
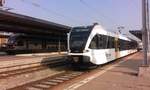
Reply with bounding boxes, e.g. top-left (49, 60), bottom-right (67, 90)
top-left (65, 52), bottom-right (150, 90)
top-left (0, 52), bottom-right (68, 89)
top-left (0, 52), bottom-right (67, 73)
